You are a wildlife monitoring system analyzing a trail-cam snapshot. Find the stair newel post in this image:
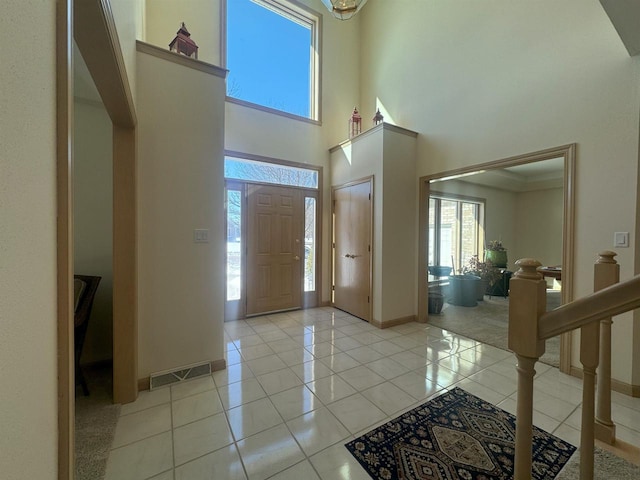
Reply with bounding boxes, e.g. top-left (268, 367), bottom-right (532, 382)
top-left (594, 250), bottom-right (619, 445)
top-left (508, 259), bottom-right (546, 480)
